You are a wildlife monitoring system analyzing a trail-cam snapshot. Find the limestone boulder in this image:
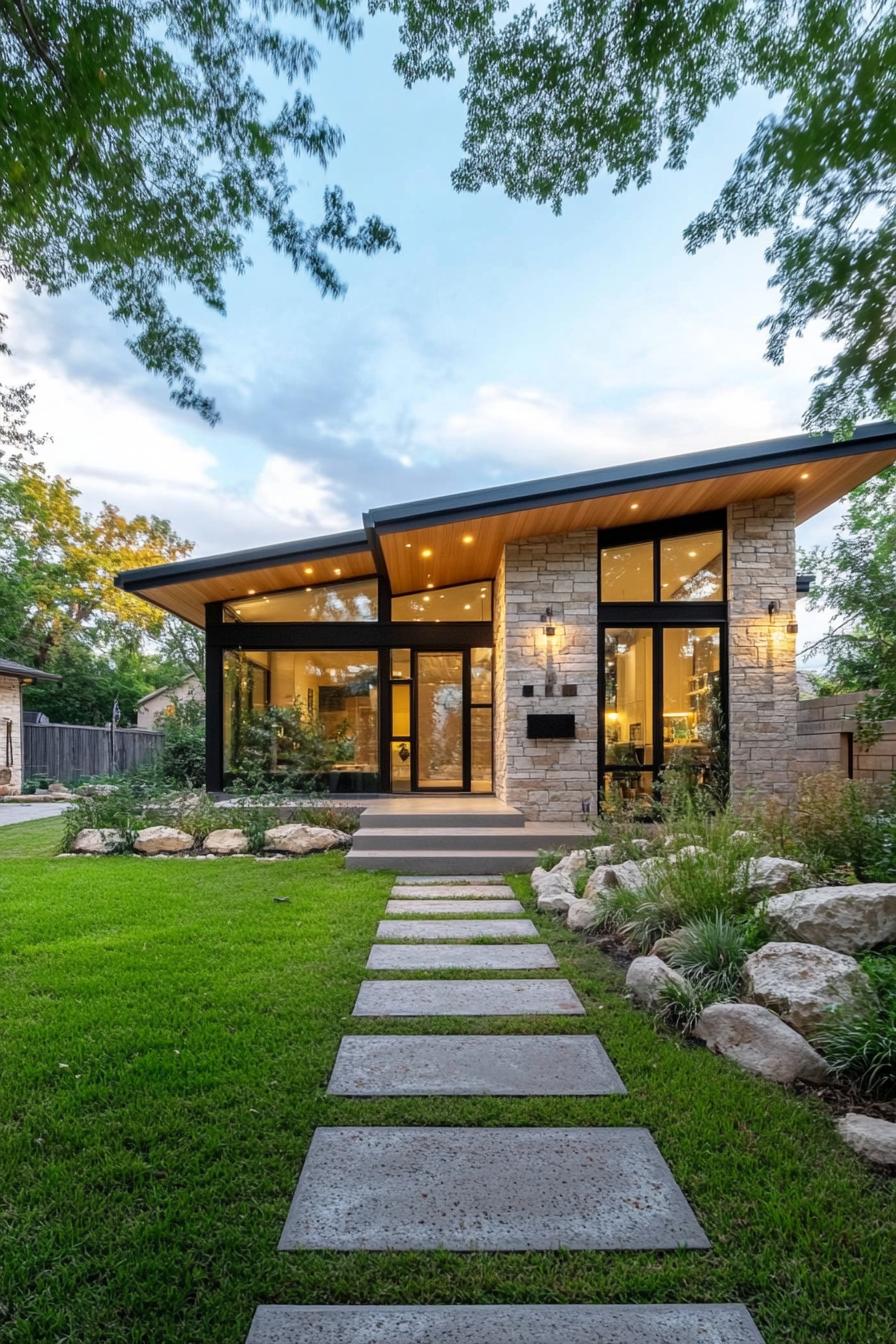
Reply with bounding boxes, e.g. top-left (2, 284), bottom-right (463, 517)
top-left (566, 898), bottom-right (600, 933)
top-left (203, 828), bottom-right (249, 856)
top-left (673, 844), bottom-right (709, 861)
top-left (71, 827), bottom-right (125, 855)
top-left (263, 823), bottom-right (350, 855)
top-left (742, 941), bottom-right (871, 1037)
top-left (590, 844), bottom-right (616, 865)
top-left (625, 955), bottom-right (688, 1010)
top-left (765, 884), bottom-right (896, 954)
top-left (536, 883), bottom-right (576, 914)
top-left (552, 849), bottom-right (590, 881)
top-left (583, 858), bottom-right (649, 900)
top-left (694, 1002), bottom-right (828, 1085)
top-left (837, 1112), bottom-right (896, 1167)
top-left (134, 826), bottom-right (194, 855)
top-left (738, 855), bottom-right (809, 896)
